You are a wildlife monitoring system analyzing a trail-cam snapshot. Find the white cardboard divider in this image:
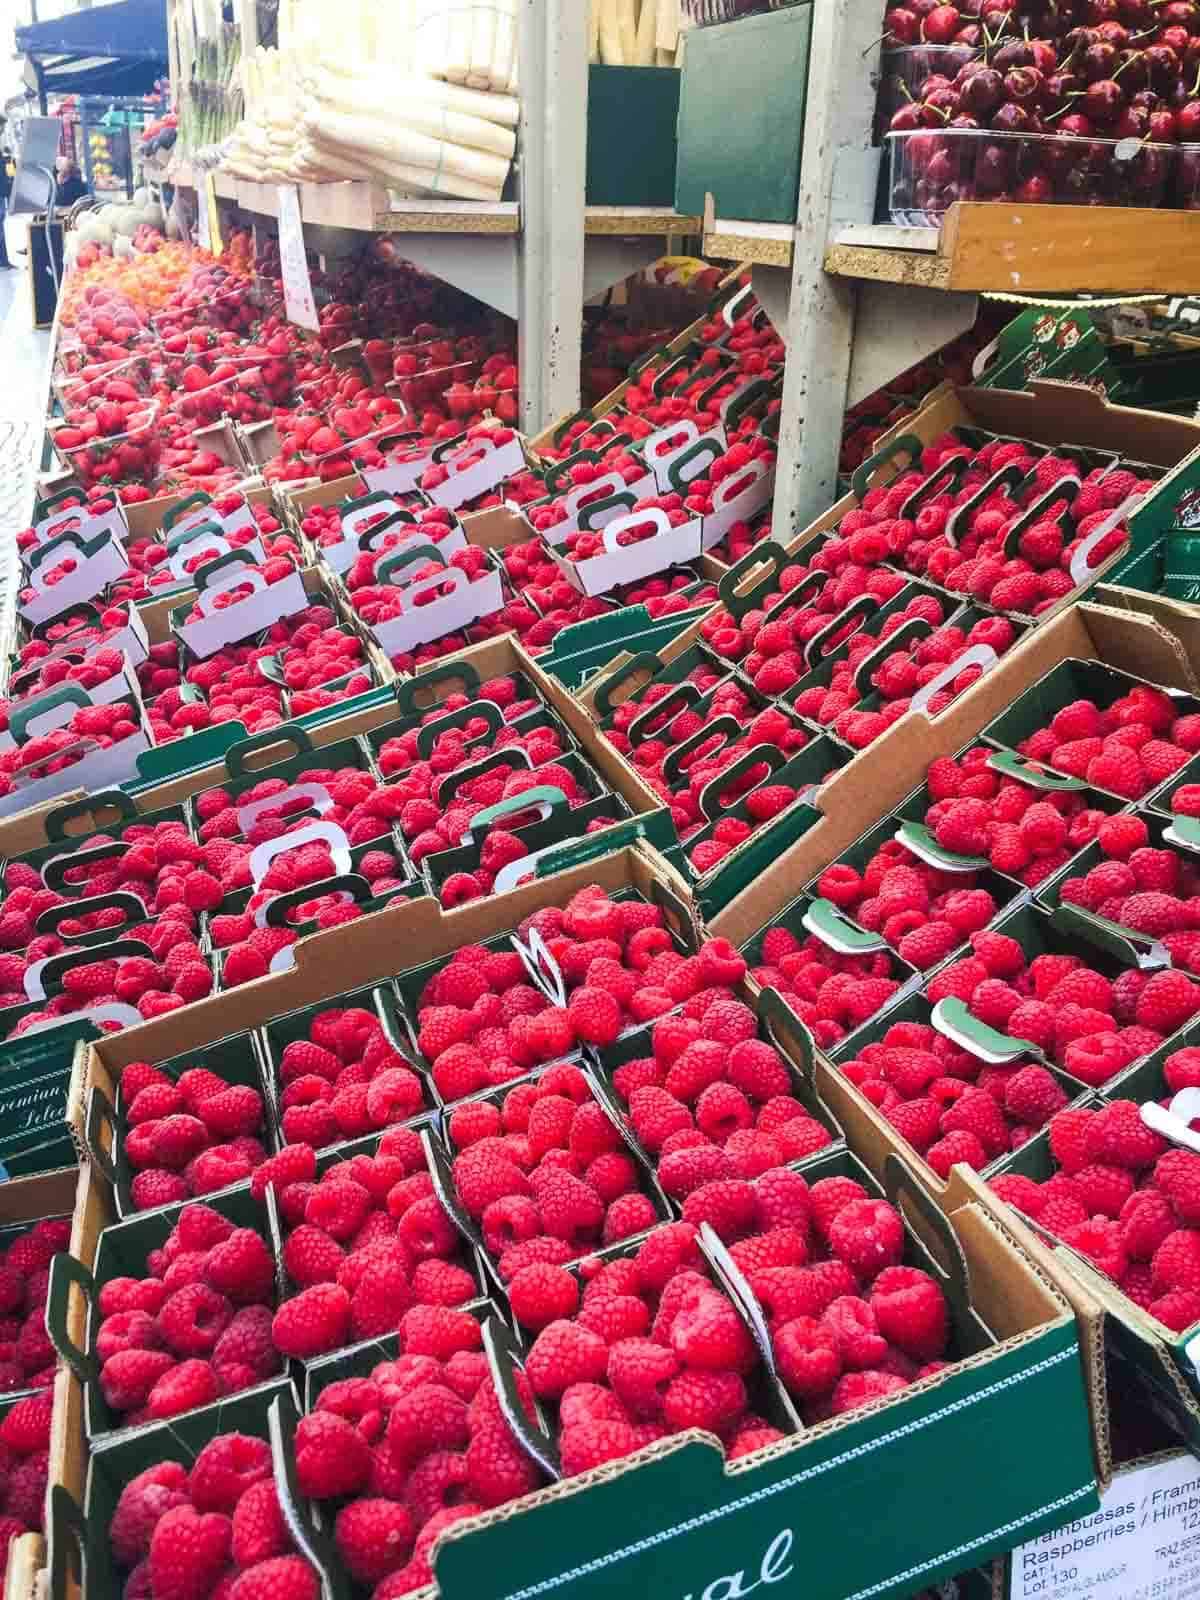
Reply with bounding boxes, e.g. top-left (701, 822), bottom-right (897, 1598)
top-left (19, 534), bottom-right (131, 626)
top-left (424, 432), bottom-right (528, 510)
top-left (175, 564), bottom-right (310, 659)
top-left (236, 781), bottom-right (335, 835)
top-left (248, 819), bottom-right (353, 887)
top-left (551, 507), bottom-right (704, 597)
top-left (699, 459), bottom-right (777, 552)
